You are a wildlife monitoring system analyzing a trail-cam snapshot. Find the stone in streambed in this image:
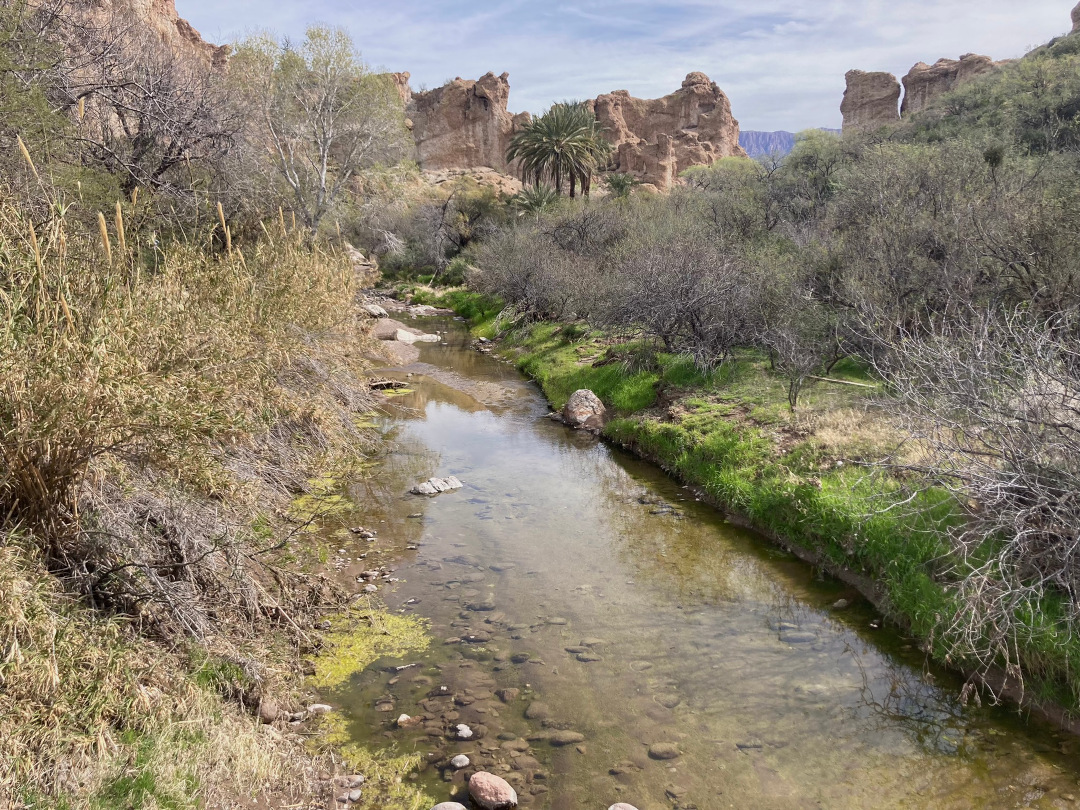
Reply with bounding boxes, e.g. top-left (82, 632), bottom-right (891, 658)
top-left (468, 771), bottom-right (518, 810)
top-left (523, 702), bottom-right (550, 721)
top-left (648, 742), bottom-right (681, 760)
top-left (609, 805), bottom-right (642, 810)
top-left (431, 804), bottom-right (469, 810)
top-left (450, 754), bottom-right (471, 769)
top-left (549, 730), bottom-right (586, 746)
